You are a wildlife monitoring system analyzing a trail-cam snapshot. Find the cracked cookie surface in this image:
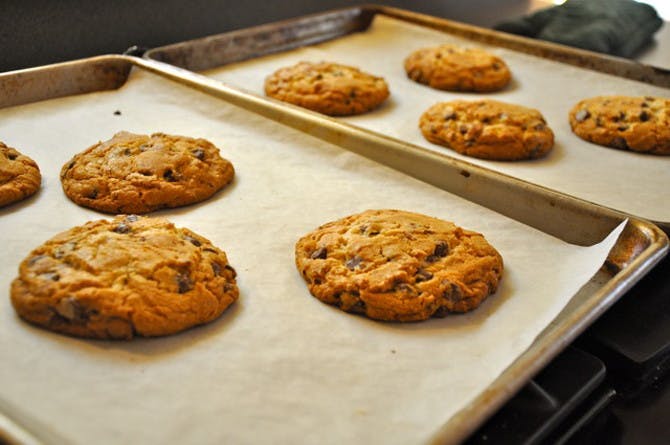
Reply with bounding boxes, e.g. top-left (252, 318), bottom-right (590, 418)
top-left (404, 44), bottom-right (511, 92)
top-left (264, 61), bottom-right (390, 116)
top-left (0, 141), bottom-right (41, 207)
top-left (419, 99), bottom-right (554, 161)
top-left (60, 132), bottom-right (235, 214)
top-left (569, 95), bottom-right (670, 155)
top-left (295, 209), bottom-right (503, 322)
top-left (10, 215), bottom-right (239, 339)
